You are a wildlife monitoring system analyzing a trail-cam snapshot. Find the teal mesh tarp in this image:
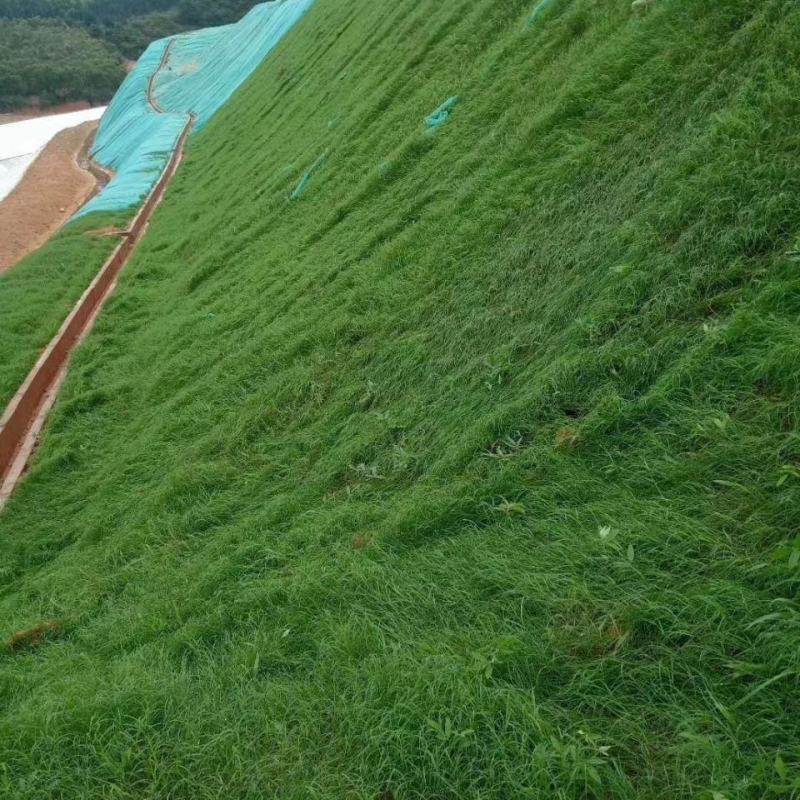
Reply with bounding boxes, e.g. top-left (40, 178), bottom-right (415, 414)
top-left (525, 0), bottom-right (558, 28)
top-left (425, 96), bottom-right (459, 131)
top-left (75, 39), bottom-right (187, 218)
top-left (154, 0), bottom-right (314, 130)
top-left (76, 0), bottom-right (313, 218)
